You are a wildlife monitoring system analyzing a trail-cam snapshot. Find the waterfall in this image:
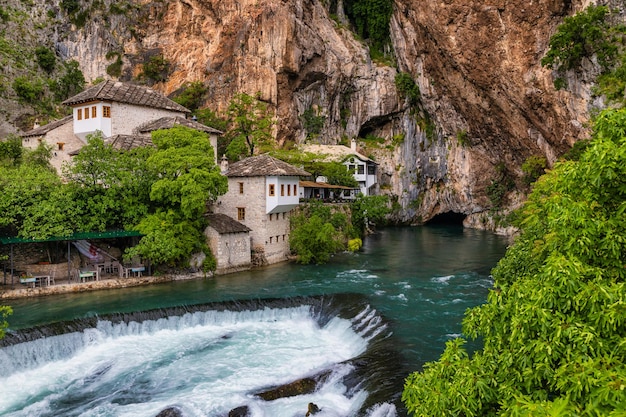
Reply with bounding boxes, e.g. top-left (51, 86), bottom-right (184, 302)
top-left (0, 294), bottom-right (402, 417)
